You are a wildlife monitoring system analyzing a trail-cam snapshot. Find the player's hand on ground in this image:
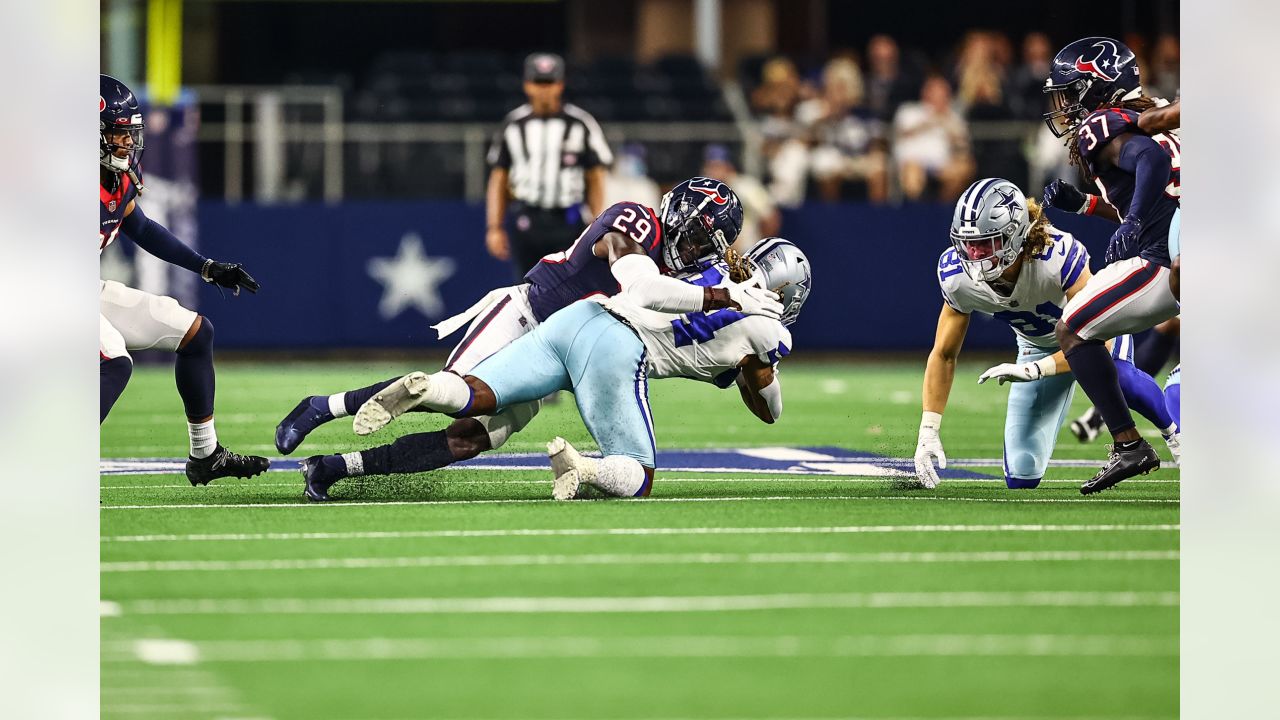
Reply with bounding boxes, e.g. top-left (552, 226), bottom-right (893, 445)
top-left (725, 281), bottom-right (783, 319)
top-left (1105, 218), bottom-right (1142, 264)
top-left (1043, 179), bottom-right (1088, 213)
top-left (977, 362), bottom-right (1042, 385)
top-left (485, 227), bottom-right (510, 261)
top-left (201, 260), bottom-right (260, 295)
top-left (914, 427), bottom-right (946, 489)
